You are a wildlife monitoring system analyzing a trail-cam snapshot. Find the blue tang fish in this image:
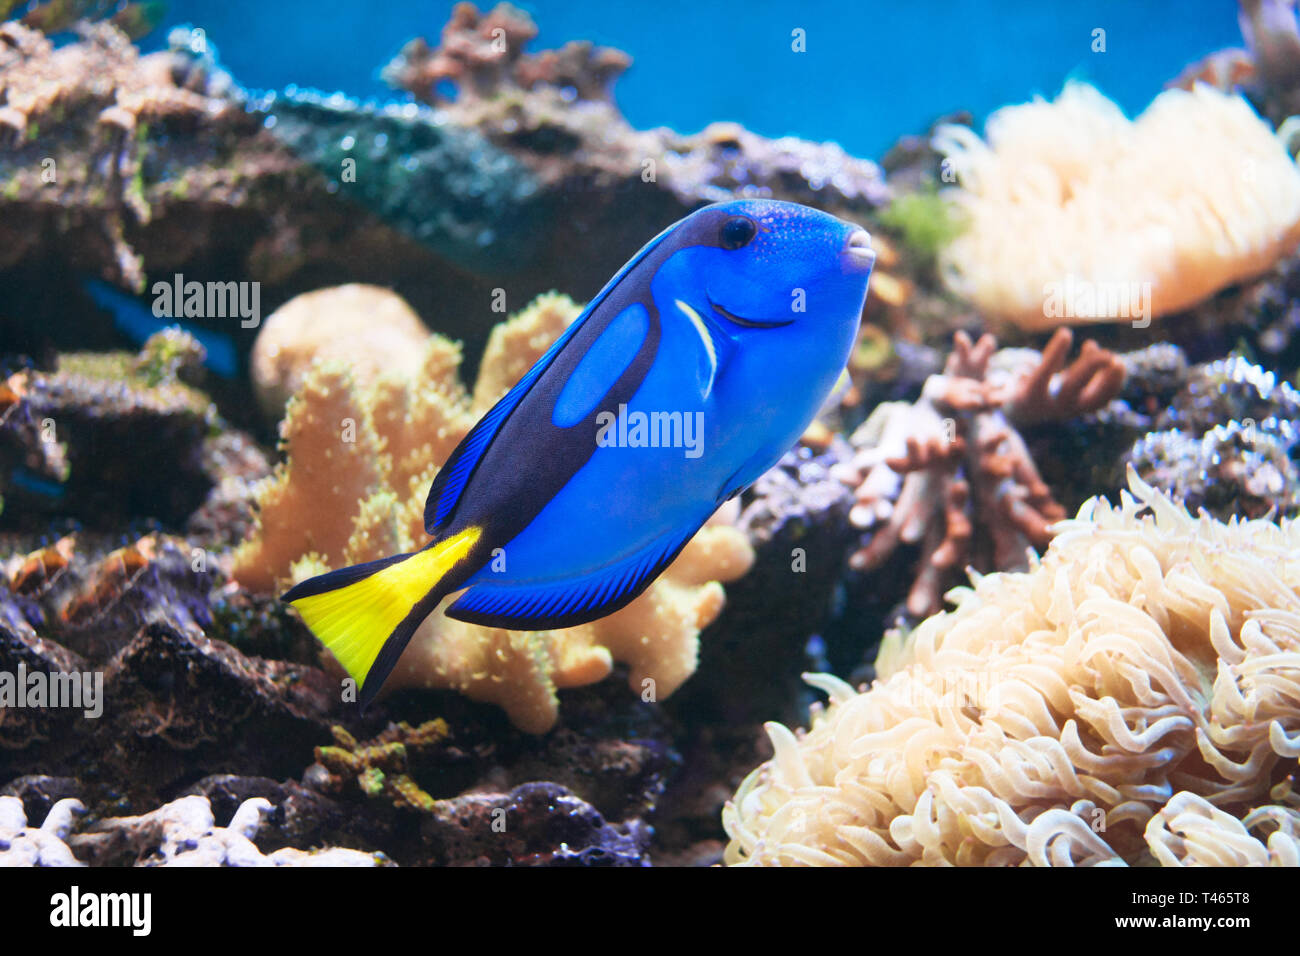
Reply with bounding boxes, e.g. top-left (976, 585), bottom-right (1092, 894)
top-left (284, 199), bottom-right (874, 707)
